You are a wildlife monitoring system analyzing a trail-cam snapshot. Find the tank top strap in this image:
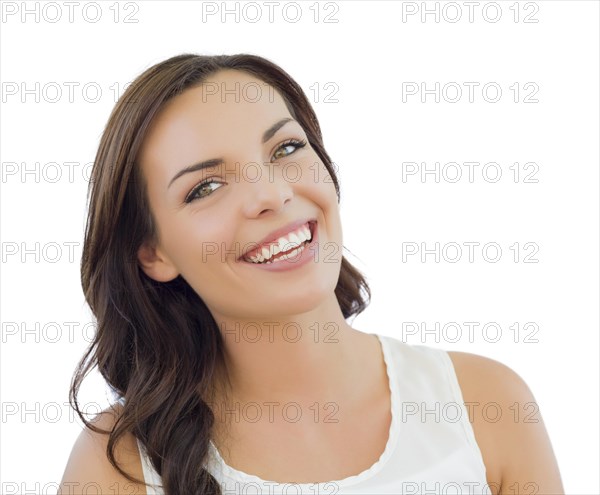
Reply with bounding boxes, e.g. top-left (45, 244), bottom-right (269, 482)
top-left (136, 438), bottom-right (164, 494)
top-left (379, 335), bottom-right (488, 478)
